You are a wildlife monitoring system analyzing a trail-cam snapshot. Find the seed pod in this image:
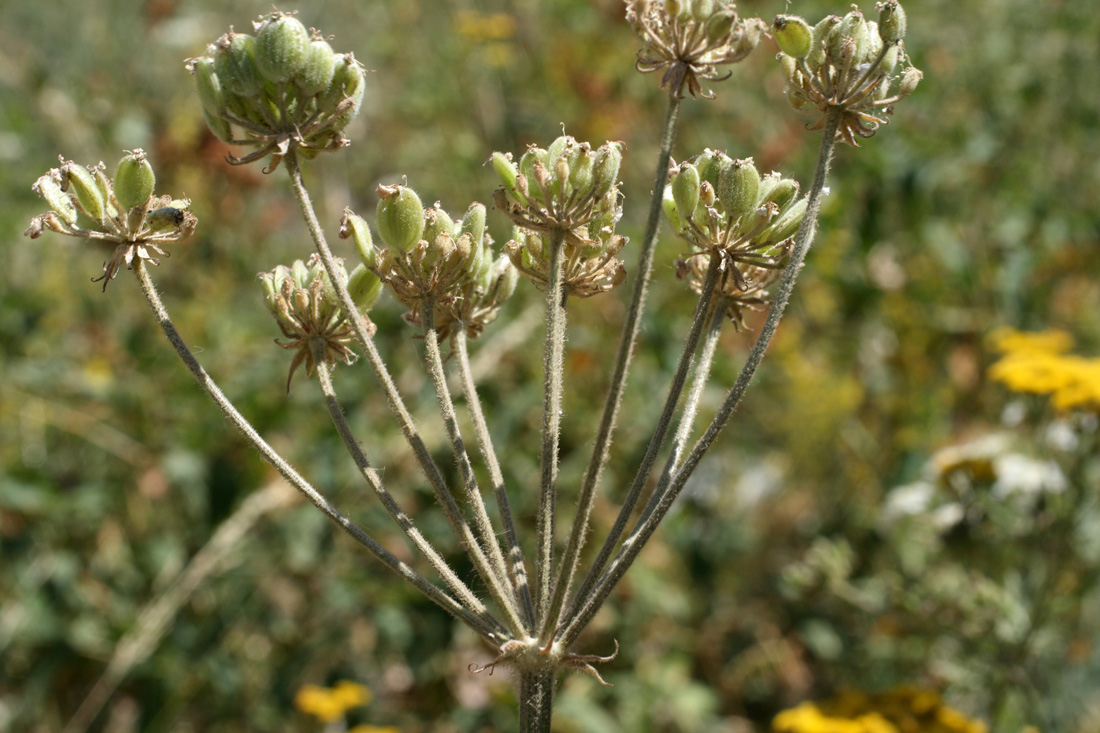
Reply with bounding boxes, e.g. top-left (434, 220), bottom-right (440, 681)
top-left (291, 259), bottom-right (312, 289)
top-left (899, 66), bottom-right (923, 96)
top-left (32, 171), bottom-right (77, 225)
top-left (147, 207), bottom-right (185, 232)
top-left (662, 188), bottom-right (687, 233)
top-left (864, 22), bottom-right (884, 64)
top-left (808, 15), bottom-right (841, 69)
top-left (423, 204), bottom-right (456, 249)
top-left (671, 162), bottom-right (701, 222)
top-left (764, 178), bottom-right (799, 209)
top-left (755, 172), bottom-right (781, 207)
top-left (717, 158), bottom-right (760, 223)
top-left (61, 161), bottom-right (106, 222)
top-left (375, 184), bottom-right (425, 254)
top-left (114, 150), bottom-right (156, 210)
top-left (518, 147), bottom-right (547, 187)
top-left (878, 0), bottom-right (907, 44)
top-left (329, 56), bottom-right (366, 131)
top-left (493, 257), bottom-right (519, 301)
top-left (460, 202), bottom-right (487, 249)
top-left (259, 270), bottom-right (280, 312)
top-left (774, 15), bottom-right (812, 59)
top-left (568, 145), bottom-right (595, 199)
top-left (215, 31), bottom-right (264, 96)
top-left (254, 13), bottom-right (309, 83)
top-left (762, 197), bottom-right (807, 243)
top-left (591, 142), bottom-right (623, 200)
top-left (340, 209), bottom-right (376, 269)
top-left (690, 0), bottom-right (715, 23)
top-left (706, 10), bottom-right (735, 42)
top-left (831, 9), bottom-right (868, 62)
top-left (347, 264), bottom-right (382, 310)
top-left (297, 38), bottom-right (336, 96)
